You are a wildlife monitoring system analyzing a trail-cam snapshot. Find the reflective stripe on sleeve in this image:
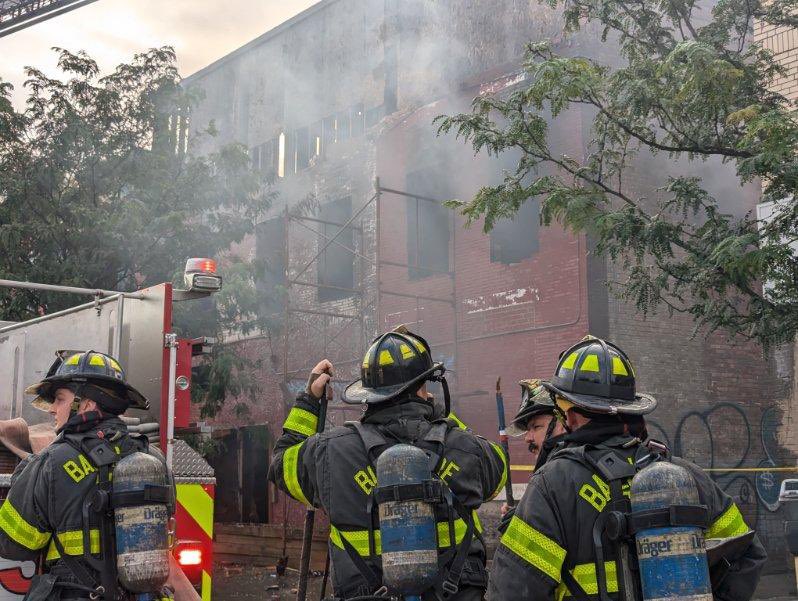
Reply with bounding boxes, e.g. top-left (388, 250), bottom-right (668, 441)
top-left (489, 441), bottom-right (509, 500)
top-left (707, 502), bottom-right (750, 539)
top-left (447, 413), bottom-right (468, 430)
top-left (45, 529), bottom-right (101, 561)
top-left (282, 442), bottom-right (312, 507)
top-left (330, 525), bottom-right (382, 556)
top-left (555, 561), bottom-right (618, 601)
top-left (283, 407), bottom-right (318, 437)
top-left (500, 515), bottom-right (566, 582)
top-left (0, 501), bottom-right (50, 551)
